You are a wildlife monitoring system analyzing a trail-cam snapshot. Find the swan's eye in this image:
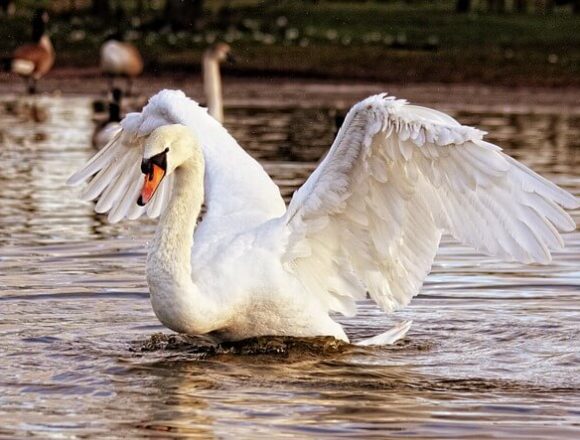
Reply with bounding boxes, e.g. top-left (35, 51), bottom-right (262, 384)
top-left (141, 149), bottom-right (168, 175)
top-left (151, 150), bottom-right (168, 170)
